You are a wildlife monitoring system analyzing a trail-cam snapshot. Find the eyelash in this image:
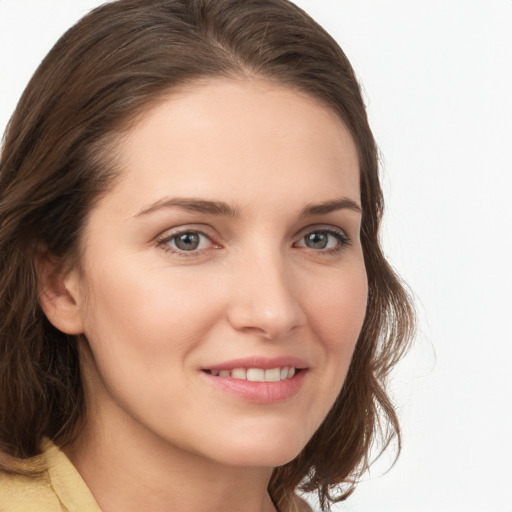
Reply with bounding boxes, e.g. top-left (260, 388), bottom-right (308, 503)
top-left (156, 227), bottom-right (351, 257)
top-left (157, 229), bottom-right (216, 257)
top-left (294, 228), bottom-right (352, 255)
